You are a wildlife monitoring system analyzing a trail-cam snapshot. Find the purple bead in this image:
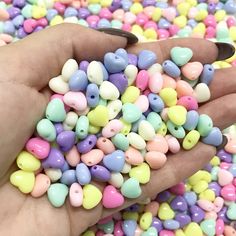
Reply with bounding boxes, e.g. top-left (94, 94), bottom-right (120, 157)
top-left (7, 6), bottom-right (21, 19)
top-left (90, 165), bottom-right (111, 182)
top-left (198, 0), bottom-right (206, 2)
top-left (13, 0), bottom-right (26, 8)
top-left (77, 134), bottom-right (97, 154)
top-left (3, 21), bottom-right (15, 35)
top-left (203, 163), bottom-right (212, 172)
top-left (151, 217), bottom-right (163, 232)
top-left (109, 0), bottom-right (122, 12)
top-left (126, 204), bottom-right (140, 212)
top-left (42, 148), bottom-right (65, 169)
top-left (78, 8), bottom-right (90, 19)
top-left (60, 161), bottom-right (70, 172)
top-left (56, 131), bottom-right (76, 152)
top-left (175, 213), bottom-right (191, 228)
top-left (79, 60), bottom-right (89, 73)
top-left (16, 27), bottom-right (27, 38)
top-left (109, 73), bottom-right (128, 94)
top-left (33, 26), bottom-right (44, 33)
top-left (208, 182), bottom-right (221, 196)
top-left (142, 0), bottom-right (156, 7)
top-left (170, 196), bottom-right (188, 212)
top-left (54, 123), bottom-right (64, 135)
top-left (156, 190), bottom-right (171, 202)
top-left (218, 206), bottom-right (230, 223)
top-left (12, 15), bottom-right (24, 28)
top-left (208, 3), bottom-right (216, 14)
top-left (189, 205), bottom-right (205, 223)
top-left (217, 150), bottom-right (232, 163)
top-left (128, 53), bottom-right (138, 66)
